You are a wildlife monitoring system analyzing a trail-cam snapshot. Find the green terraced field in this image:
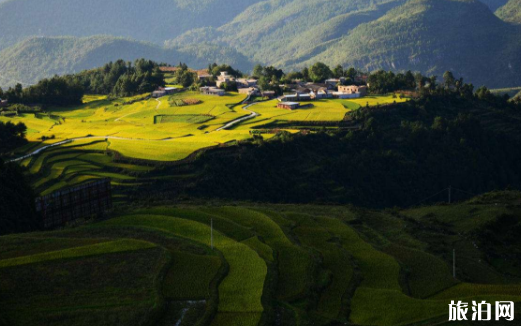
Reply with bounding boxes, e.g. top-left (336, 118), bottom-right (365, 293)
top-left (5, 91), bottom-right (407, 195)
top-left (2, 204), bottom-right (521, 326)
